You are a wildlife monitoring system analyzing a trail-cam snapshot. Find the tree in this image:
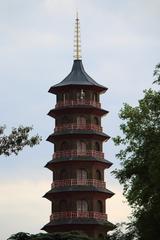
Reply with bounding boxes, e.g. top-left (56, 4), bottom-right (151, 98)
top-left (7, 231), bottom-right (93, 240)
top-left (153, 63), bottom-right (160, 85)
top-left (7, 232), bottom-right (31, 240)
top-left (113, 64), bottom-right (160, 240)
top-left (0, 125), bottom-right (41, 156)
top-left (105, 223), bottom-right (137, 240)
